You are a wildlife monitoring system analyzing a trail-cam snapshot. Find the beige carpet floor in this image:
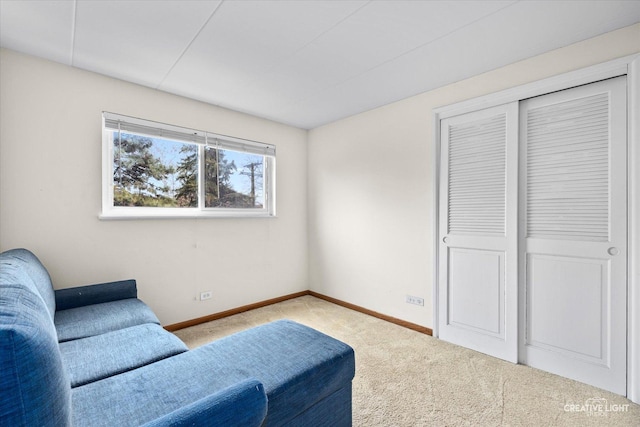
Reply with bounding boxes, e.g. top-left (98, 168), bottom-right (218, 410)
top-left (174, 295), bottom-right (640, 426)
